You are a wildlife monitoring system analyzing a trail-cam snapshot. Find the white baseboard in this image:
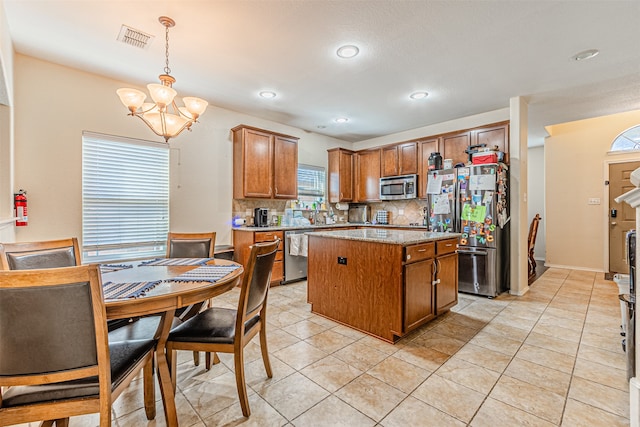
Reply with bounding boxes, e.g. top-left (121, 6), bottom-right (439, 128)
top-left (542, 263), bottom-right (604, 273)
top-left (632, 377), bottom-right (639, 427)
